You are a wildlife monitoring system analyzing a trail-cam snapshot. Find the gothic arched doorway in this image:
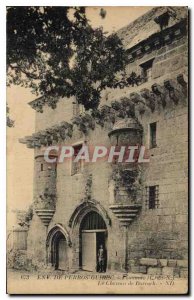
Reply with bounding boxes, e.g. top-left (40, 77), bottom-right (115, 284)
top-left (46, 225), bottom-right (71, 271)
top-left (80, 211), bottom-right (107, 272)
top-left (54, 232), bottom-right (68, 270)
